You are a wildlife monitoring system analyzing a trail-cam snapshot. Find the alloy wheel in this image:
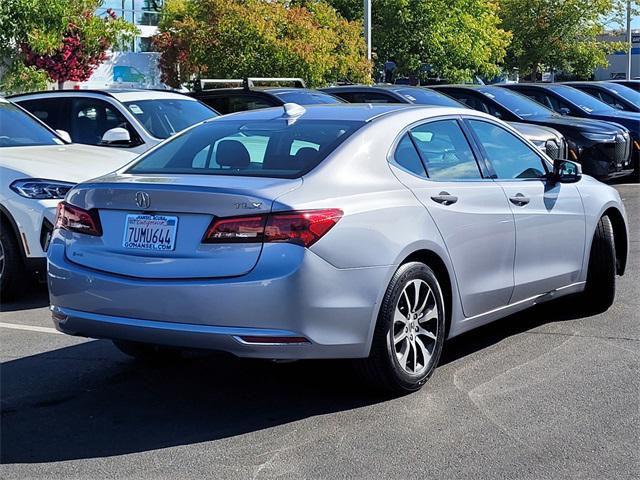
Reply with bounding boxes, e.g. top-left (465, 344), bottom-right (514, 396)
top-left (392, 279), bottom-right (438, 375)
